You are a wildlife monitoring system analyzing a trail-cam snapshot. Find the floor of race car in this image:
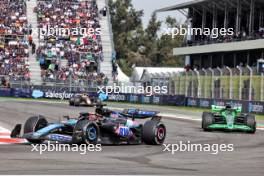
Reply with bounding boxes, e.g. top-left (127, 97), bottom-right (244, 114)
top-left (0, 100), bottom-right (263, 175)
